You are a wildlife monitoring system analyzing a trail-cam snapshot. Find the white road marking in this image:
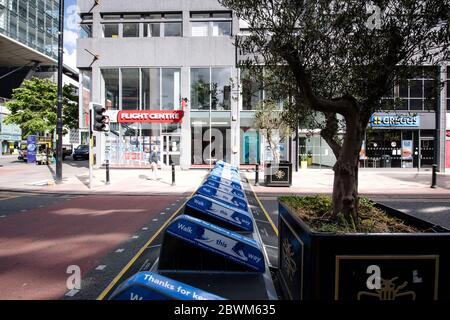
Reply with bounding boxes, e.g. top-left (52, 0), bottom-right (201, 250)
top-left (95, 265), bottom-right (106, 271)
top-left (142, 227), bottom-right (148, 230)
top-left (131, 235), bottom-right (139, 239)
top-left (115, 249), bottom-right (125, 253)
top-left (152, 218), bottom-right (158, 222)
top-left (65, 289), bottom-right (80, 297)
